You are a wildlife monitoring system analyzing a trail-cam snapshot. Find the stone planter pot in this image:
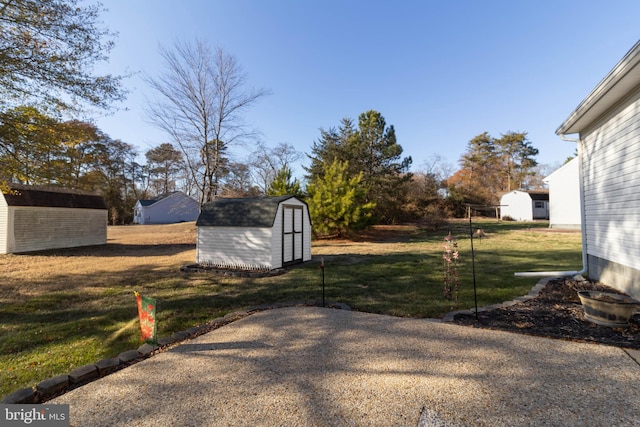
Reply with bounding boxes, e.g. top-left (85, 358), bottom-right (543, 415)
top-left (577, 290), bottom-right (640, 327)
